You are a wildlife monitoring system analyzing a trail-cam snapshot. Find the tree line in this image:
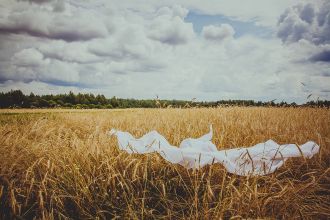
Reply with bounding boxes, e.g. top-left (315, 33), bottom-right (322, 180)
top-left (0, 90), bottom-right (329, 109)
